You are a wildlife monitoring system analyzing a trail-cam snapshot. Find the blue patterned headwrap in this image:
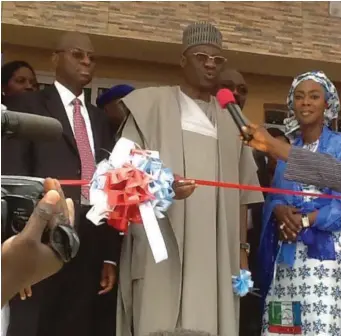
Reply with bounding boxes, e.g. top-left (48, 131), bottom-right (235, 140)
top-left (284, 71), bottom-right (340, 135)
